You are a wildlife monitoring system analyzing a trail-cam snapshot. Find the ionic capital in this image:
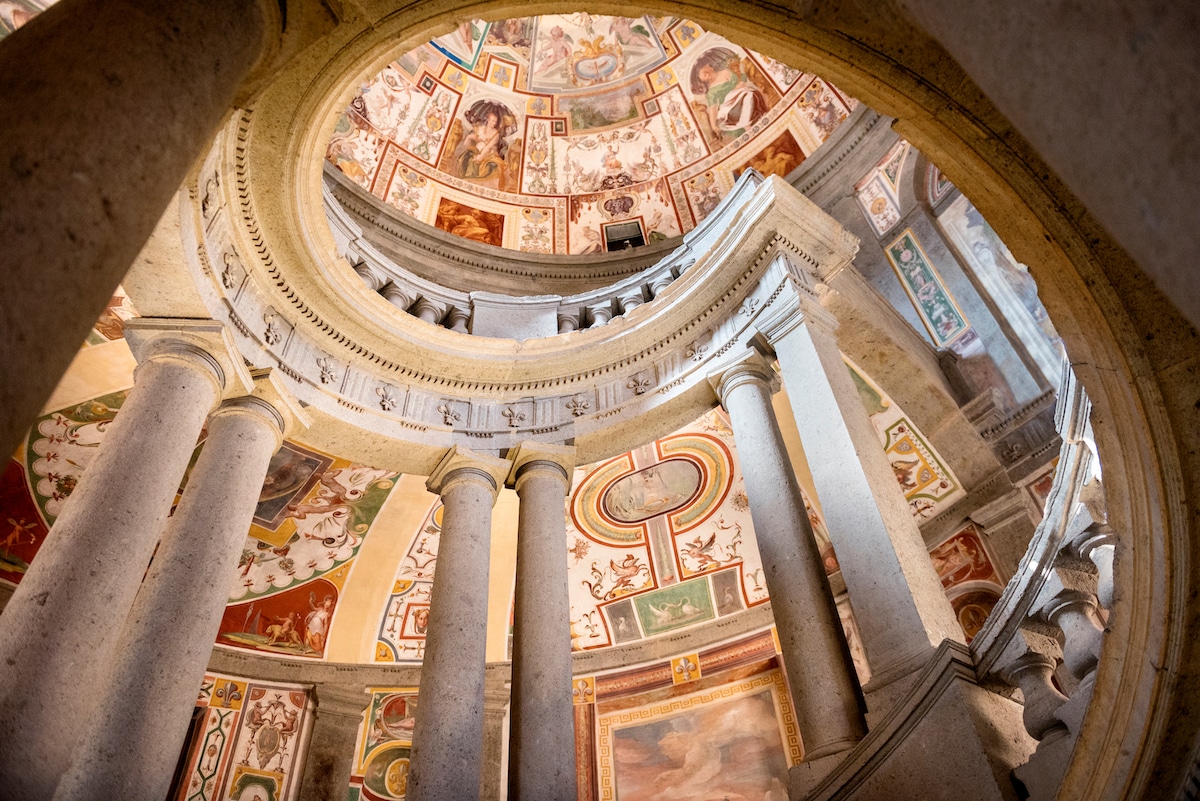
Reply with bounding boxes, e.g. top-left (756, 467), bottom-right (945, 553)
top-left (707, 350), bottom-right (780, 406)
top-left (427, 446), bottom-right (510, 499)
top-left (214, 368), bottom-right (311, 446)
top-left (506, 441), bottom-right (576, 493)
top-left (124, 318), bottom-right (252, 400)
